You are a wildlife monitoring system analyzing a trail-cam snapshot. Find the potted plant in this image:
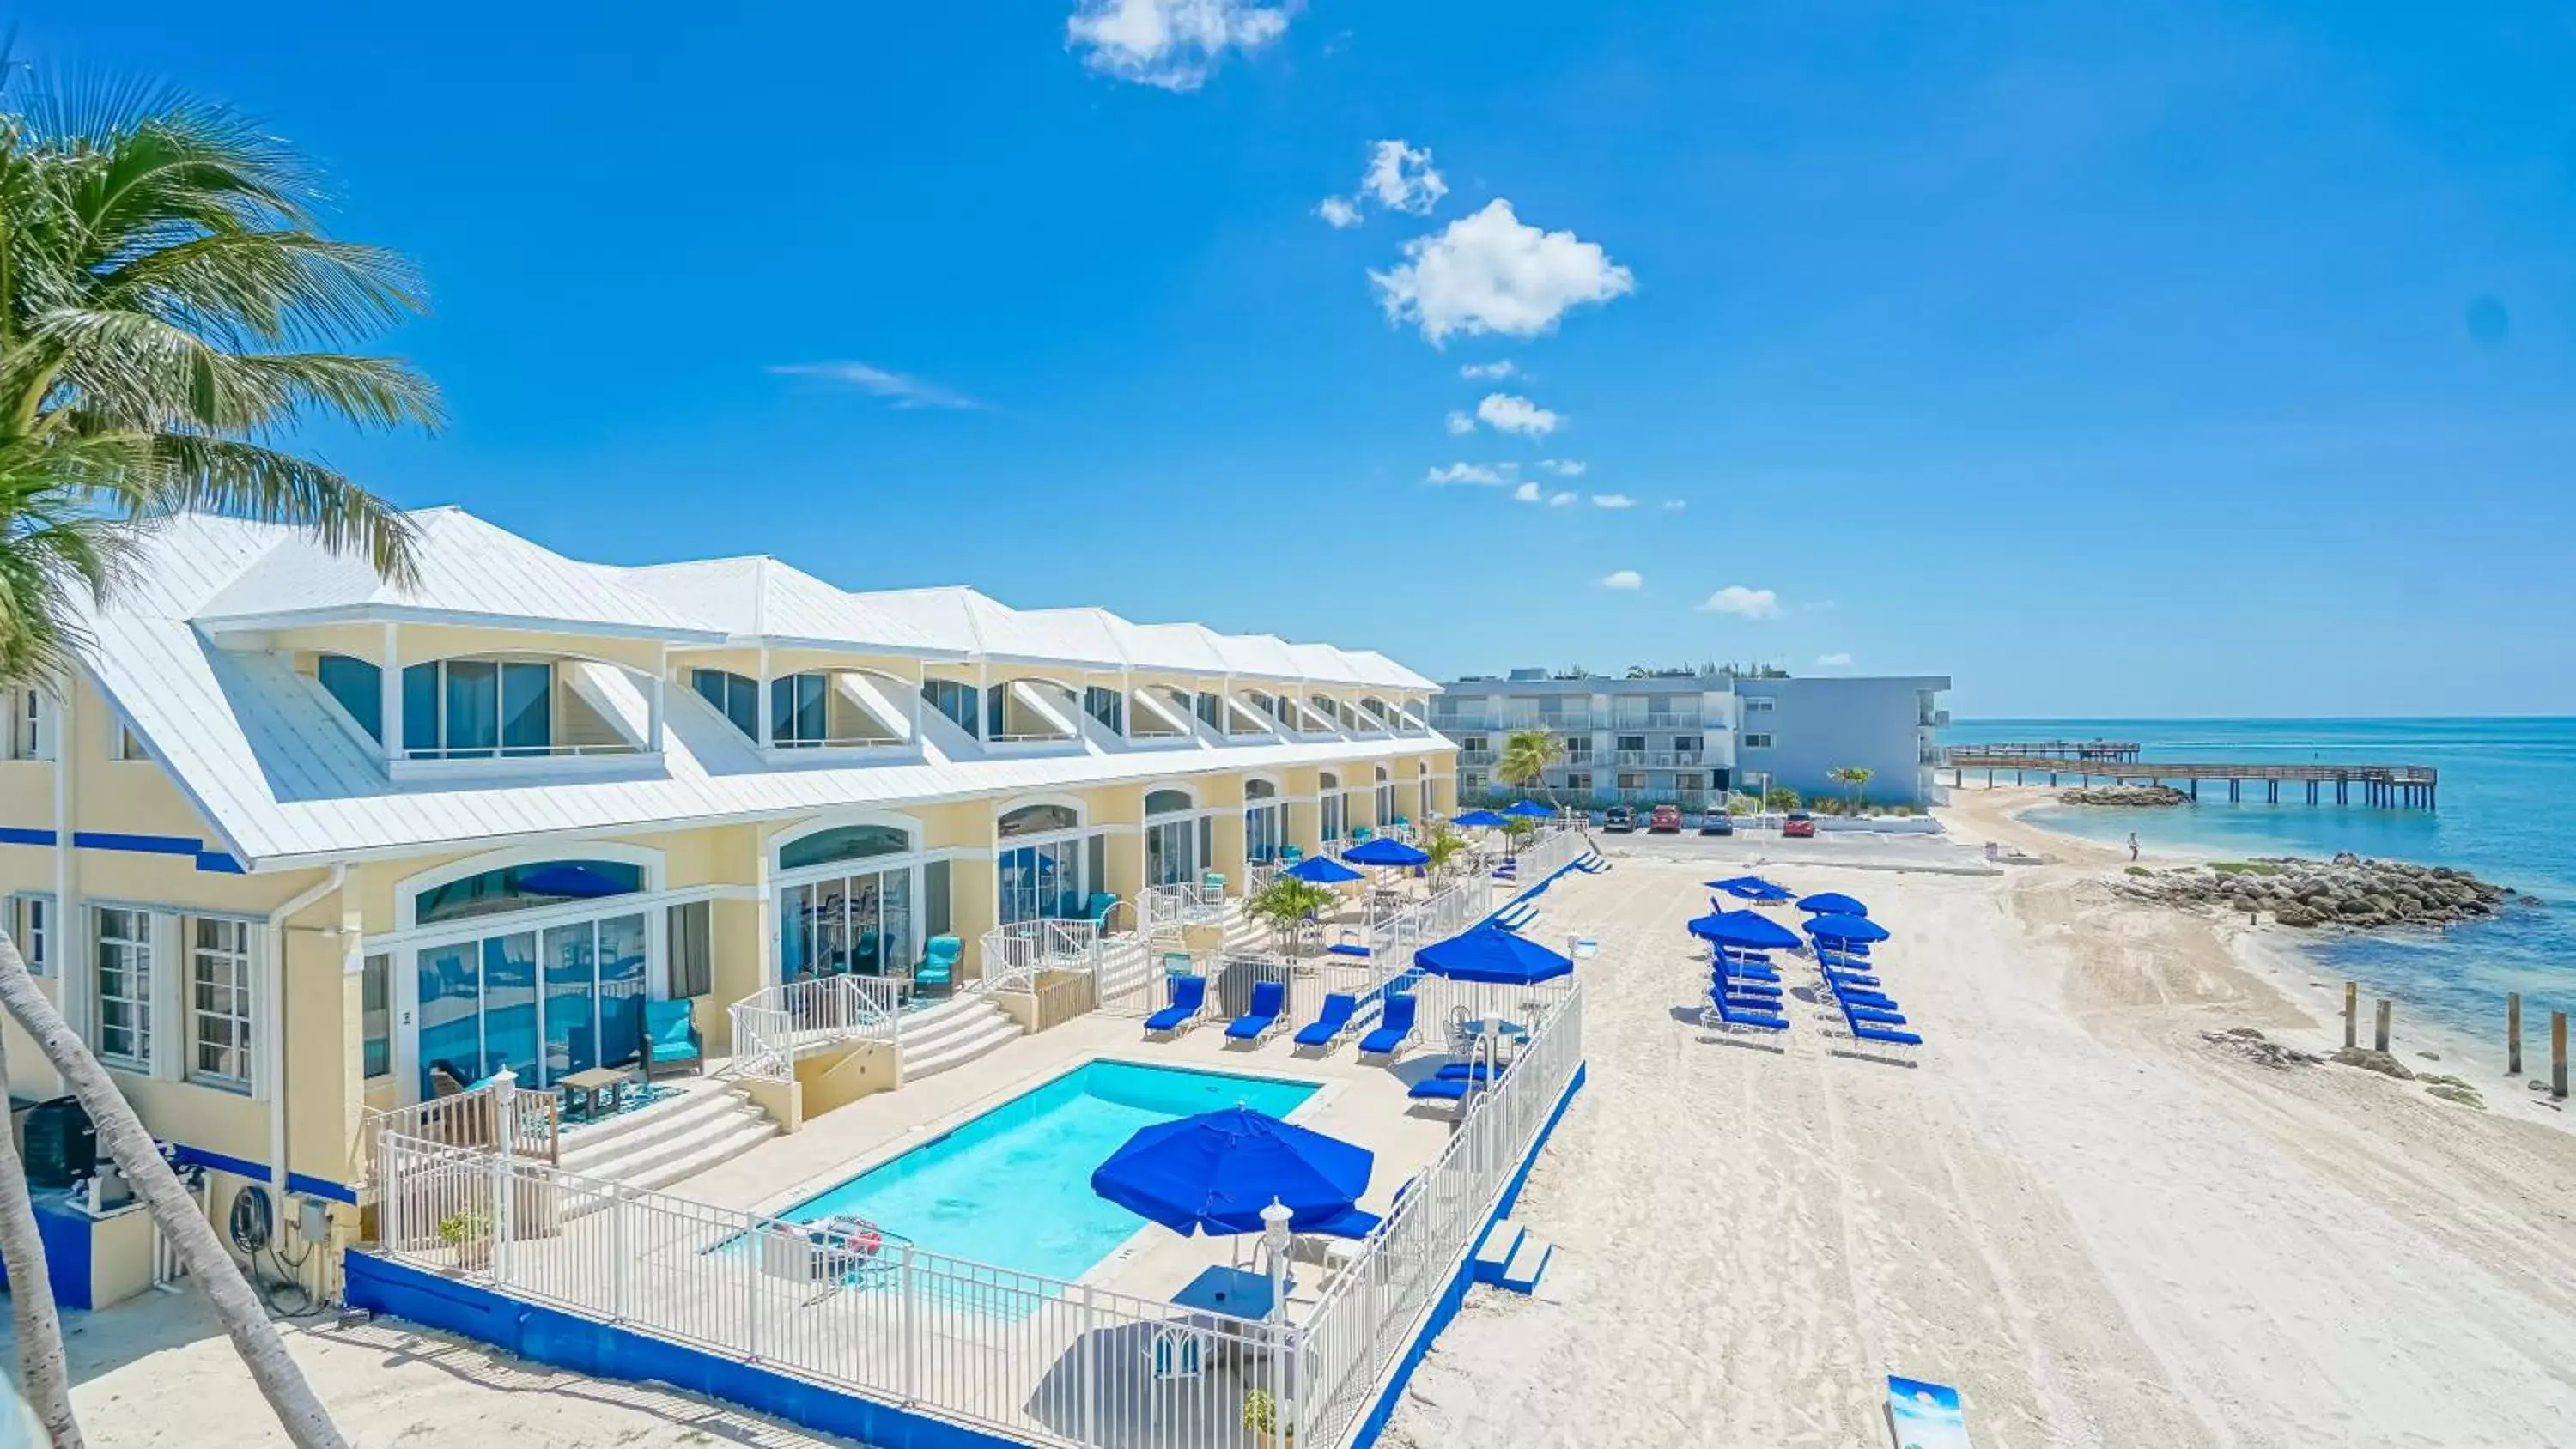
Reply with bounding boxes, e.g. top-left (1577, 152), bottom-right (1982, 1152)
top-left (1243, 1387), bottom-right (1291, 1448)
top-left (439, 1207), bottom-right (495, 1270)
